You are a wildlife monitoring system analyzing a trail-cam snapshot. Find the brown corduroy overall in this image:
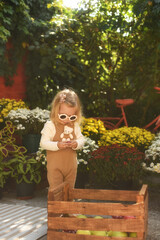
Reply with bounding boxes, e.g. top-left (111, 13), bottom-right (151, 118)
top-left (46, 123), bottom-right (77, 200)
